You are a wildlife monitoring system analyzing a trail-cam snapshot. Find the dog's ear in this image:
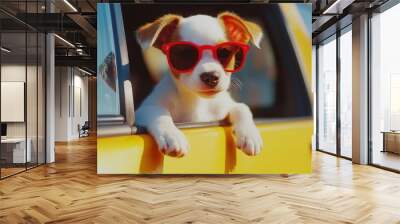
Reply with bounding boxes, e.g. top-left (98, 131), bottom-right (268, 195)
top-left (136, 14), bottom-right (182, 50)
top-left (218, 12), bottom-right (263, 48)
